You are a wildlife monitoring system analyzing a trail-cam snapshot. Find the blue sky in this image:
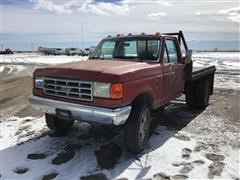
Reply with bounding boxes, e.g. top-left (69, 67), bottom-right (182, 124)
top-left (1, 0), bottom-right (240, 50)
